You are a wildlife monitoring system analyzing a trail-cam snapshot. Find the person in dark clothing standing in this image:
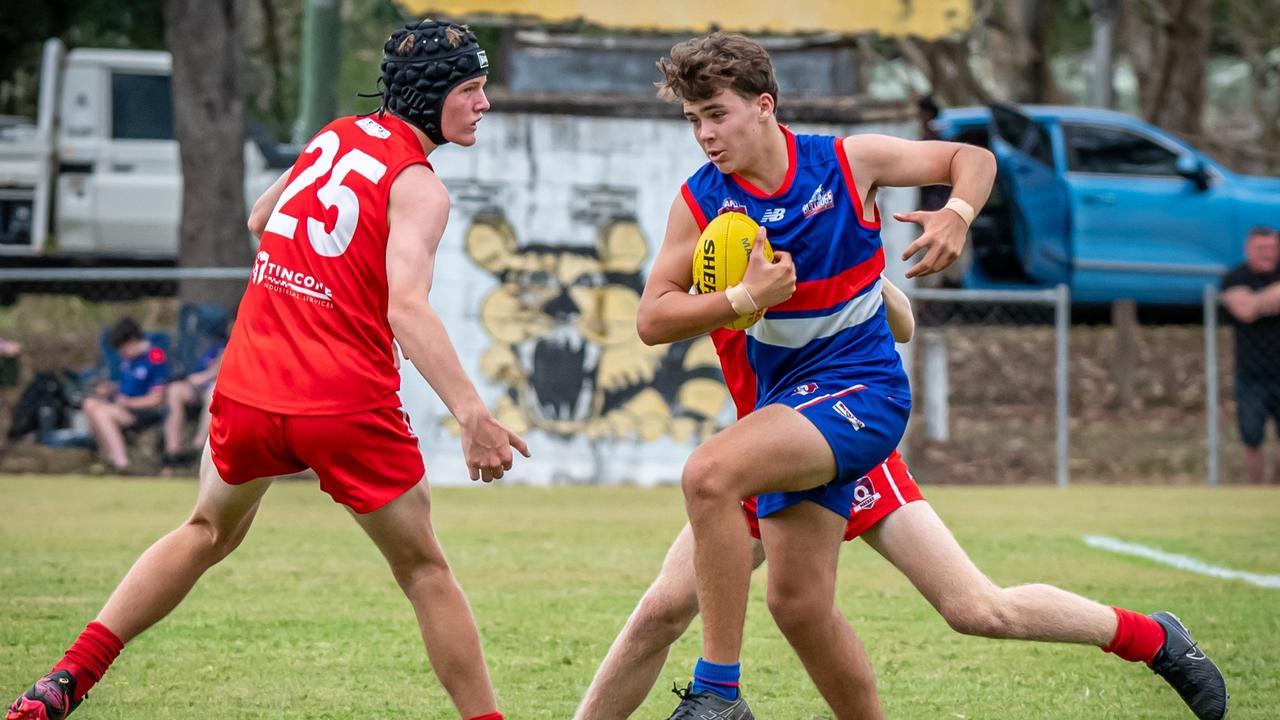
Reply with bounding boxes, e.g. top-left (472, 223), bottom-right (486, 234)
top-left (1221, 226), bottom-right (1280, 484)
